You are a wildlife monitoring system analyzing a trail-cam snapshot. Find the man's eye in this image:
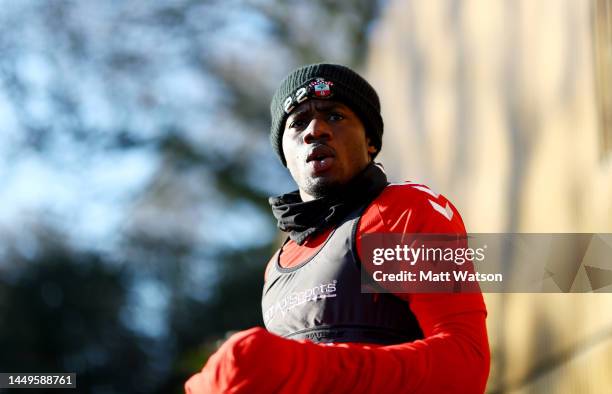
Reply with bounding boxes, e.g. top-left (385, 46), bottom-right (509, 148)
top-left (329, 112), bottom-right (344, 121)
top-left (289, 119), bottom-right (305, 129)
